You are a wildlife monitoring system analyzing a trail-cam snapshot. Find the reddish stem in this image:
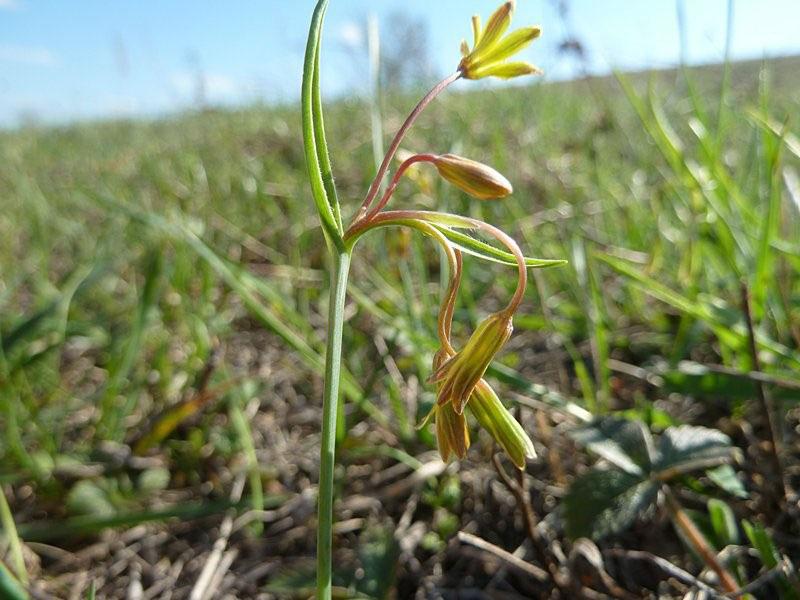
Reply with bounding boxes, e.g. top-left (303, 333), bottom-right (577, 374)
top-left (364, 153), bottom-right (438, 221)
top-left (352, 72), bottom-right (461, 224)
top-left (346, 210), bottom-right (526, 317)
